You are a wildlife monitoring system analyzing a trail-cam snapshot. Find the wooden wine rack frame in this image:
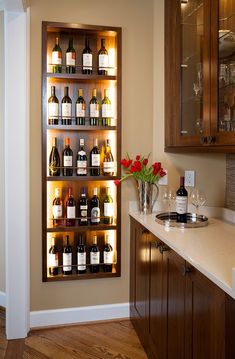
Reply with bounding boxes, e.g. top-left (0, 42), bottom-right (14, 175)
top-left (42, 21), bottom-right (122, 282)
